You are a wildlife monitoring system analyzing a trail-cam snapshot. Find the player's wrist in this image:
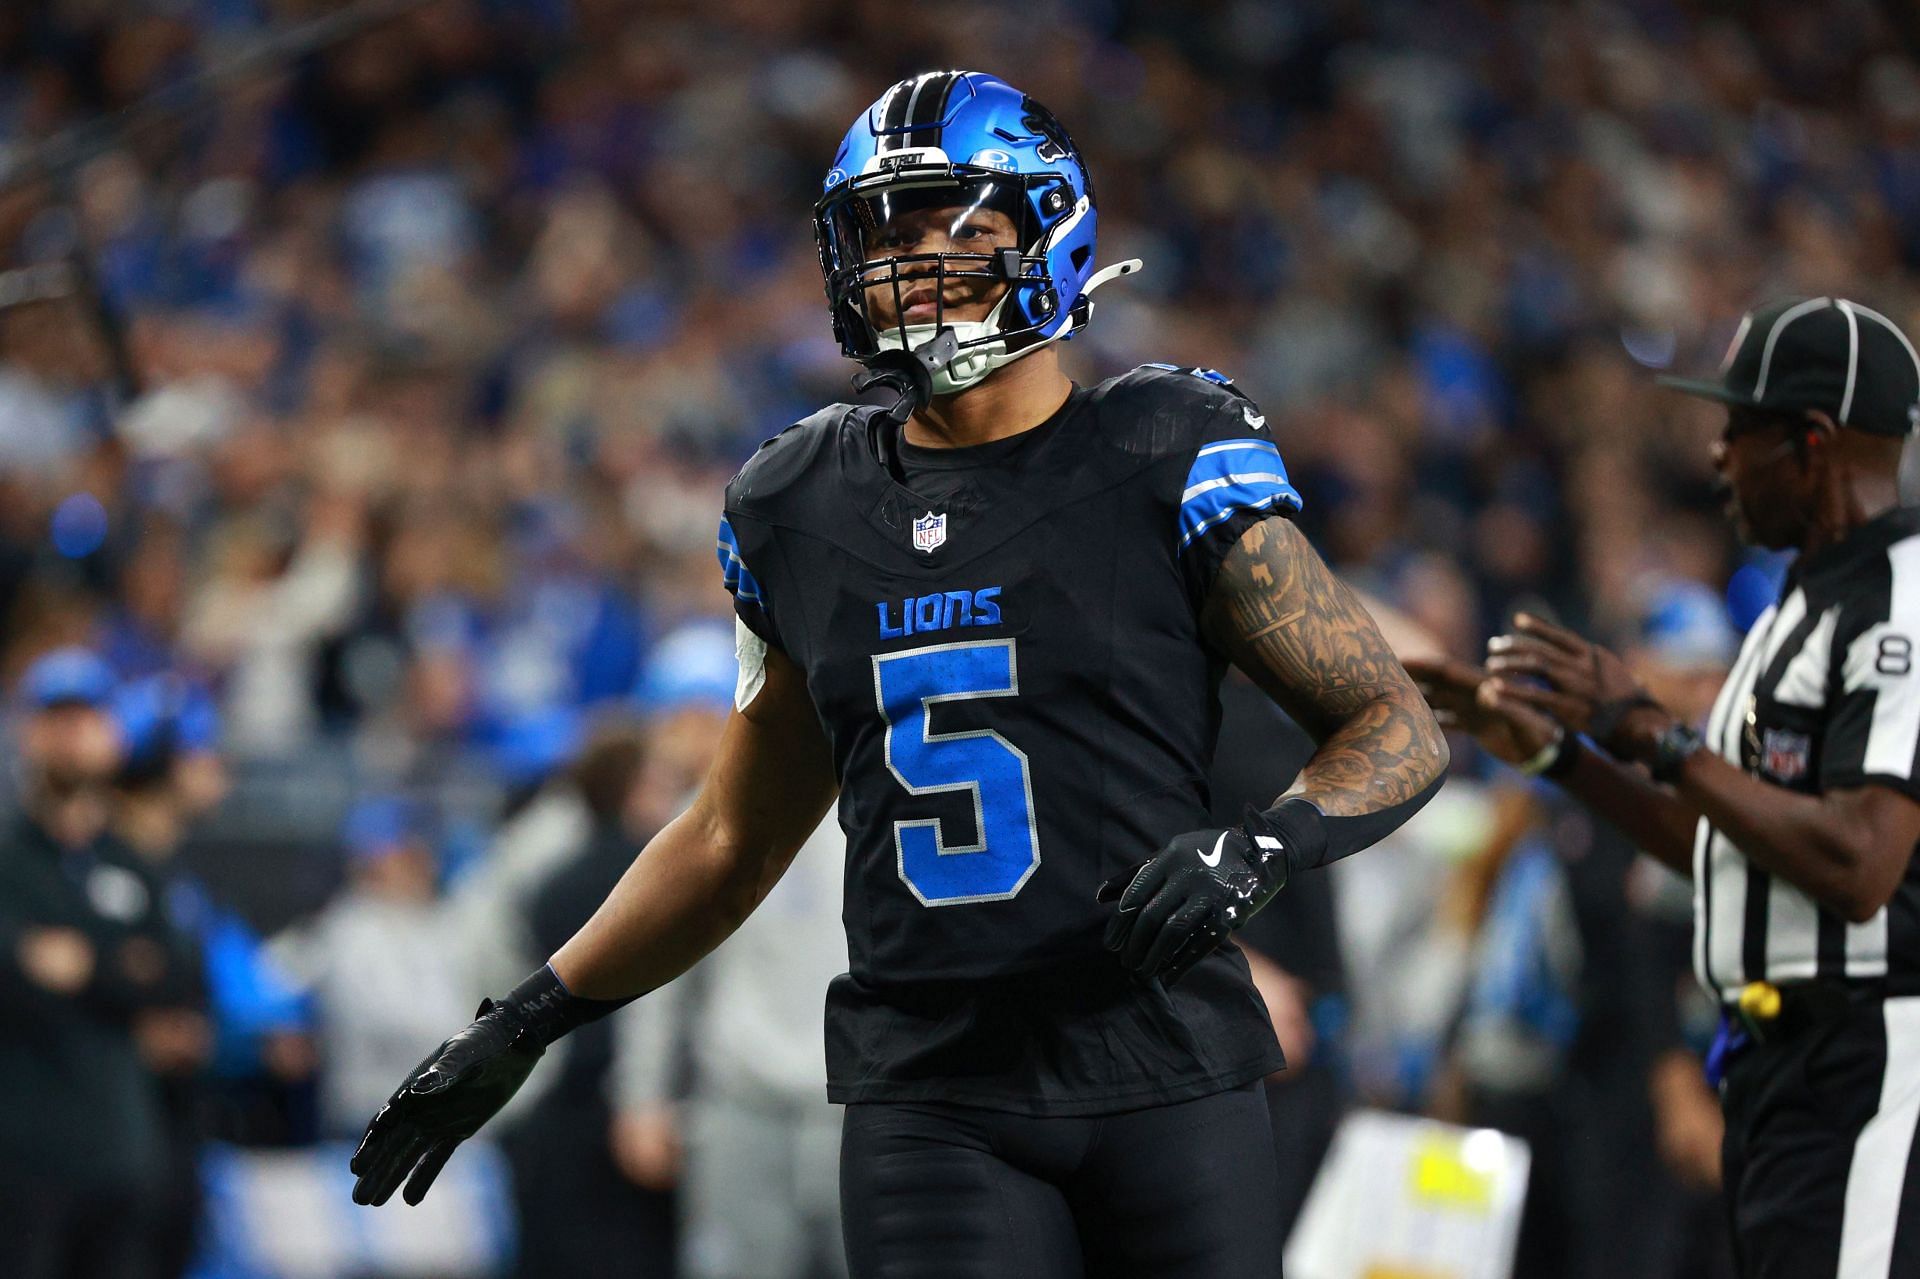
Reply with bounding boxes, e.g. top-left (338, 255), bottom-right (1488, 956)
top-left (1242, 797), bottom-right (1325, 886)
top-left (1515, 726), bottom-right (1567, 777)
top-left (1647, 721), bottom-right (1705, 785)
top-left (495, 963), bottom-right (632, 1050)
top-left (1515, 727), bottom-right (1588, 780)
